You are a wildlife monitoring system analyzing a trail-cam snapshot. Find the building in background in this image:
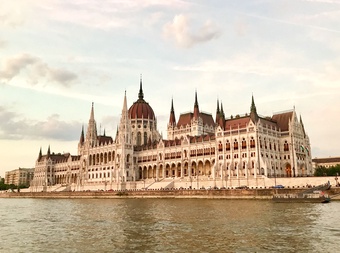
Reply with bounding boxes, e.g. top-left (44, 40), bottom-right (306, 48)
top-left (5, 168), bottom-right (34, 187)
top-left (312, 157), bottom-right (340, 168)
top-left (30, 77), bottom-right (313, 192)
